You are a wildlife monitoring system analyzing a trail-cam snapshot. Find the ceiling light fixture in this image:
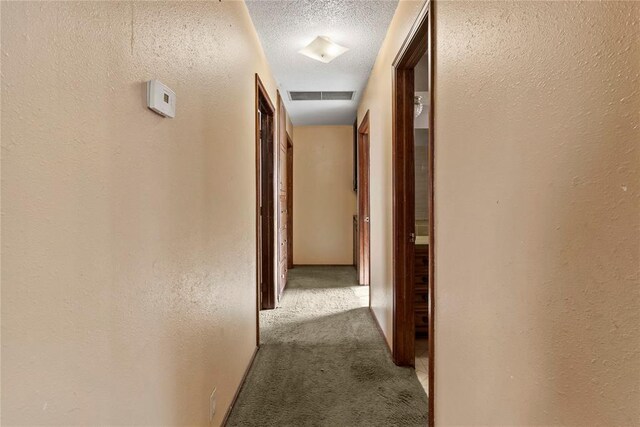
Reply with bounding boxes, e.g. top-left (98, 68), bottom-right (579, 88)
top-left (298, 36), bottom-right (349, 64)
